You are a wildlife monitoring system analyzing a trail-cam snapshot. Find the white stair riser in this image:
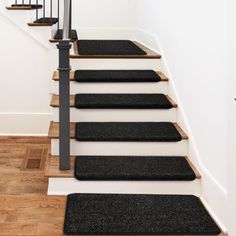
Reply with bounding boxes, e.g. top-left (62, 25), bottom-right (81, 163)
top-left (70, 59), bottom-right (161, 70)
top-left (52, 108), bottom-right (177, 122)
top-left (48, 178), bottom-right (200, 196)
top-left (52, 81), bottom-right (168, 94)
top-left (51, 140), bottom-right (188, 156)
